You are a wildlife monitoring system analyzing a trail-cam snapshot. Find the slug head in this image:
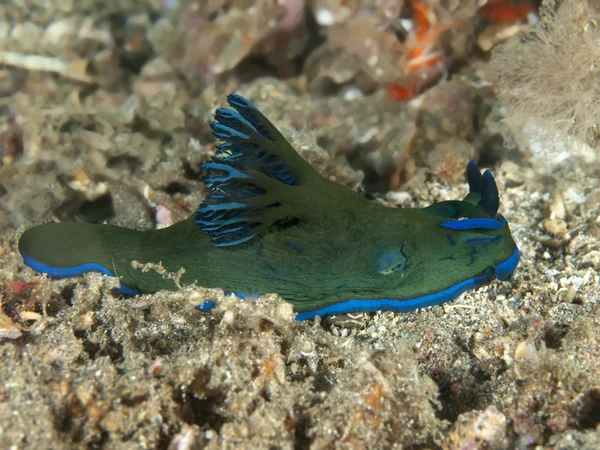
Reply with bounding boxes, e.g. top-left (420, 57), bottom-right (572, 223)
top-left (311, 161), bottom-right (520, 313)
